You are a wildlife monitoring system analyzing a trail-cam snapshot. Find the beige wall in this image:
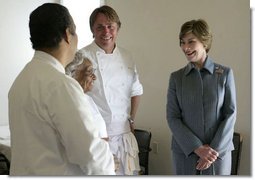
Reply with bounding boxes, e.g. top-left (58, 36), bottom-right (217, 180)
top-left (106, 0), bottom-right (251, 175)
